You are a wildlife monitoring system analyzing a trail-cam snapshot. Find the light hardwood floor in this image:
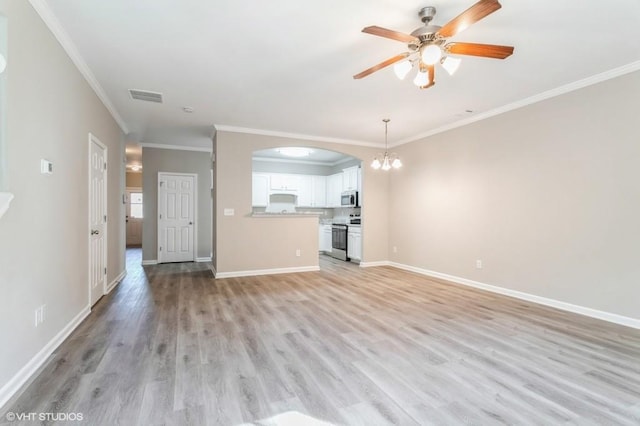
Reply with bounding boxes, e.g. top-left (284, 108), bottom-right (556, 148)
top-left (3, 249), bottom-right (640, 425)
